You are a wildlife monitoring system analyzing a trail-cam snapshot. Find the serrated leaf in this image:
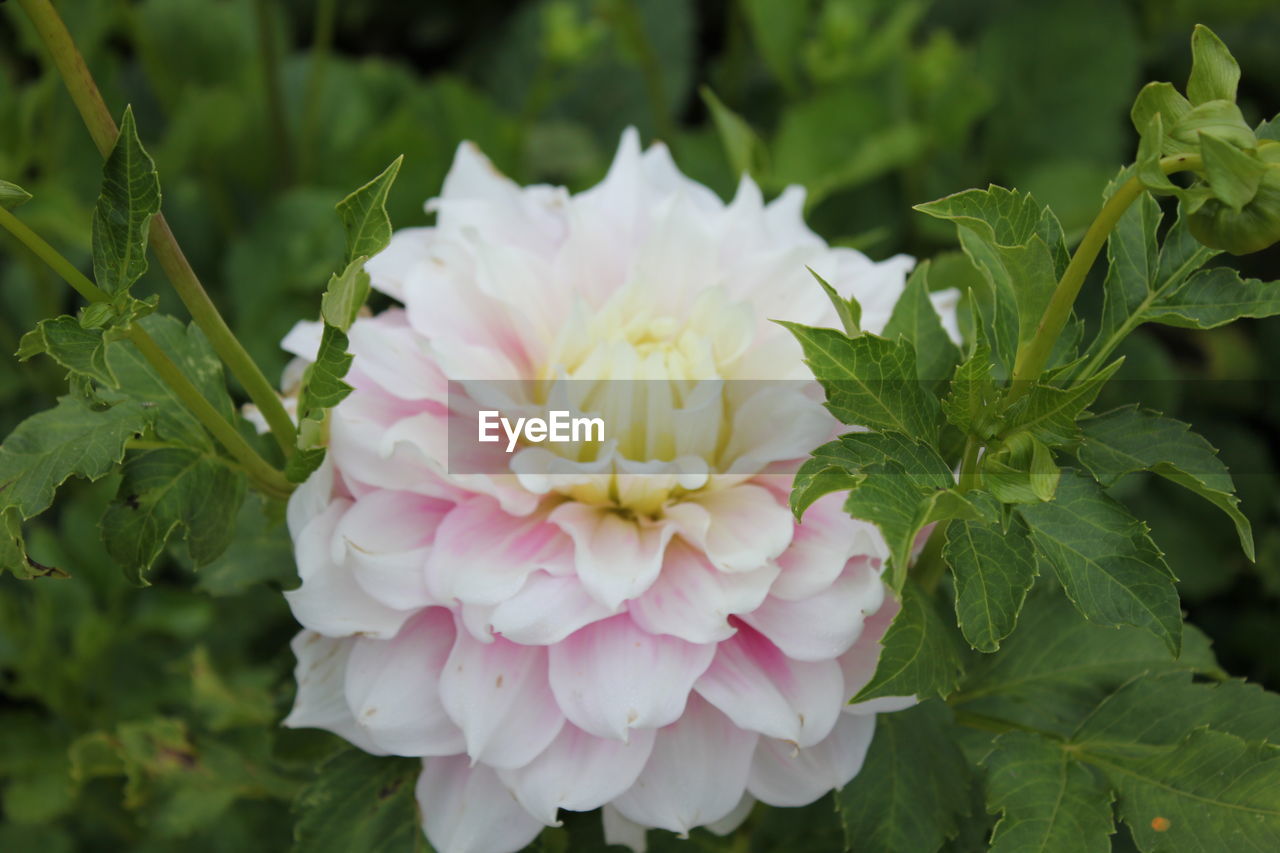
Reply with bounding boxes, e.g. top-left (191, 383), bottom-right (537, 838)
top-left (101, 448), bottom-right (246, 585)
top-left (336, 156), bottom-right (403, 264)
top-left (291, 750), bottom-right (426, 853)
top-left (1086, 729), bottom-right (1280, 853)
top-left (0, 396), bottom-right (147, 518)
top-left (1187, 25), bottom-right (1239, 106)
top-left (943, 336), bottom-right (998, 439)
top-left (19, 316), bottom-right (118, 387)
top-left (0, 179), bottom-right (32, 209)
top-left (195, 493), bottom-right (297, 596)
top-left (319, 259), bottom-right (372, 333)
top-left (853, 582), bottom-right (965, 701)
top-left (780, 322), bottom-right (940, 437)
top-left (791, 431), bottom-right (954, 518)
top-left (809, 266), bottom-right (861, 336)
top-left (1001, 359), bottom-right (1123, 446)
top-left (836, 701), bottom-right (972, 853)
top-left (0, 505), bottom-right (66, 579)
top-left (1078, 405), bottom-right (1253, 559)
top-left (92, 106), bottom-right (161, 296)
top-left (285, 446), bottom-right (327, 484)
top-left (883, 260), bottom-right (960, 384)
top-left (298, 326), bottom-right (353, 417)
top-left (946, 517), bottom-right (1039, 652)
top-left (982, 731), bottom-right (1114, 853)
top-left (1141, 265), bottom-right (1280, 329)
top-left (1017, 470), bottom-right (1182, 654)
